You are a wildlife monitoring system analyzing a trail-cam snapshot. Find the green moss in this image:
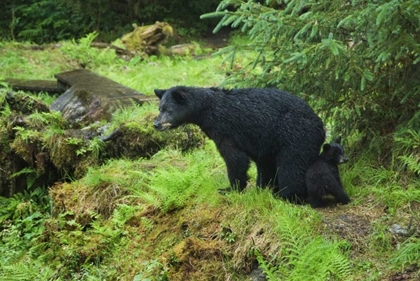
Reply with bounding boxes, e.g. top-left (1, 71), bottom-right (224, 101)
top-left (105, 110), bottom-right (205, 159)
